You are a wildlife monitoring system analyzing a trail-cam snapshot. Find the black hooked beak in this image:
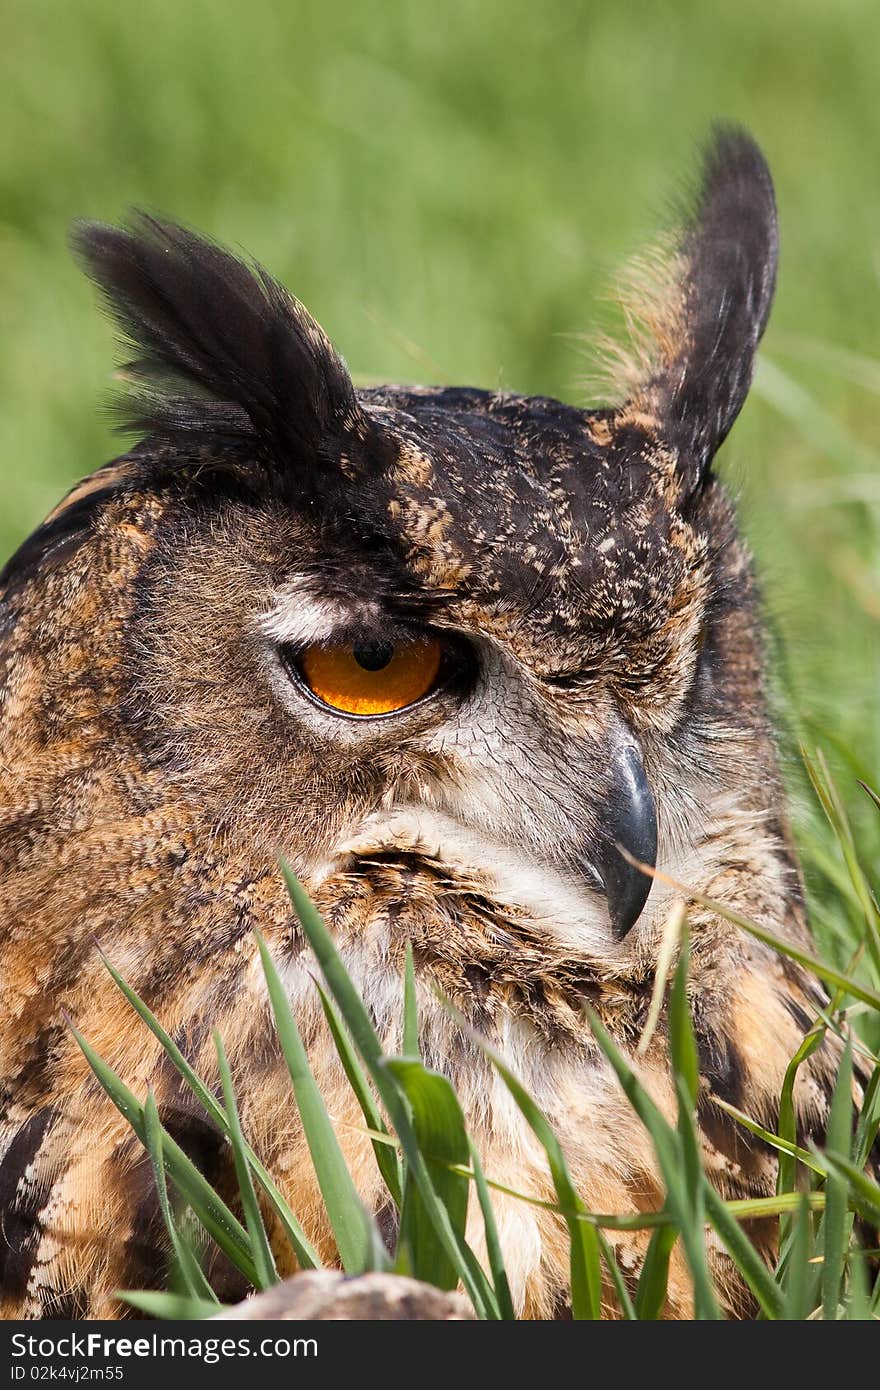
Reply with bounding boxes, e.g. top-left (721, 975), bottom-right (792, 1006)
top-left (581, 733), bottom-right (658, 939)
